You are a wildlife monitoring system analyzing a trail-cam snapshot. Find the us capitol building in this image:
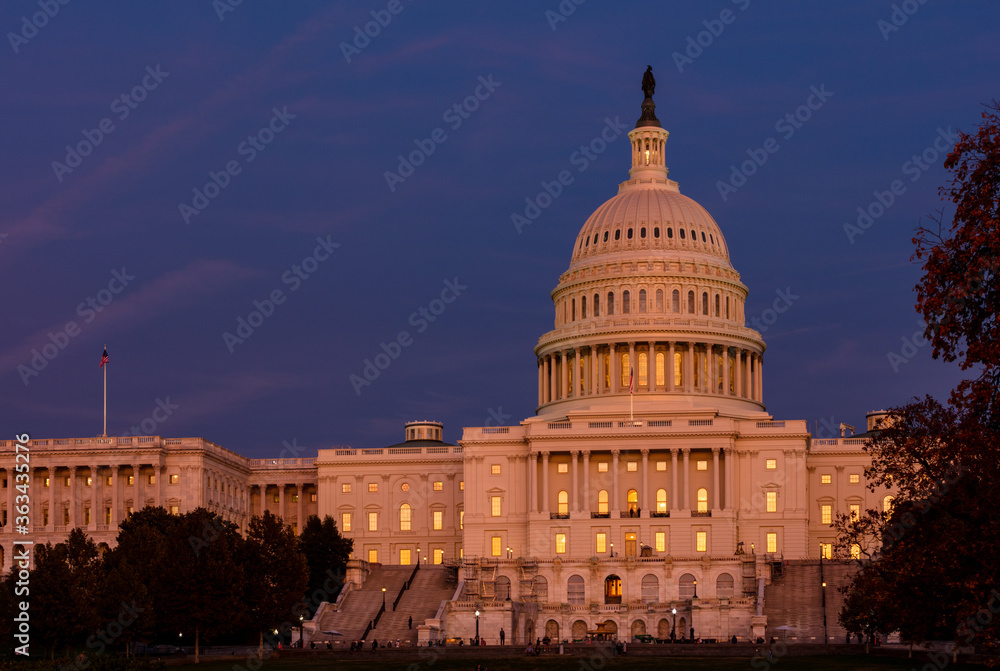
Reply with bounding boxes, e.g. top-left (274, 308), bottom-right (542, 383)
top-left (1, 72), bottom-right (892, 644)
